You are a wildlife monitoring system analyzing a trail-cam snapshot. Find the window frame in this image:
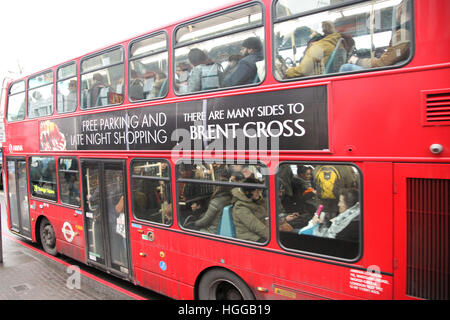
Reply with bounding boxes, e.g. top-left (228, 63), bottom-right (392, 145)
top-left (271, 0), bottom-right (415, 82)
top-left (6, 80), bottom-right (26, 122)
top-left (128, 30), bottom-right (169, 103)
top-left (27, 69), bottom-right (55, 119)
top-left (28, 155), bottom-right (58, 203)
top-left (172, 0), bottom-right (266, 96)
top-left (129, 158), bottom-right (172, 227)
top-left (275, 161), bottom-right (364, 263)
top-left (58, 157), bottom-right (81, 208)
top-left (175, 159), bottom-right (271, 245)
top-left (56, 62), bottom-right (78, 114)
top-left (80, 45), bottom-right (125, 110)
